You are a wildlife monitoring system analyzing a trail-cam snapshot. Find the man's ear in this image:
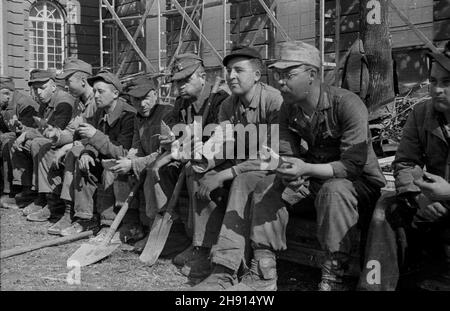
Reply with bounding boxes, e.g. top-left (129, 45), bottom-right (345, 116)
top-left (50, 80), bottom-right (57, 92)
top-left (309, 68), bottom-right (318, 82)
top-left (81, 77), bottom-right (88, 87)
top-left (199, 71), bottom-right (207, 81)
top-left (113, 89), bottom-right (120, 99)
top-left (254, 69), bottom-right (262, 82)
